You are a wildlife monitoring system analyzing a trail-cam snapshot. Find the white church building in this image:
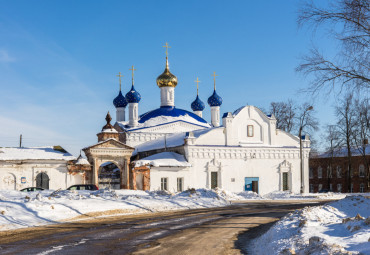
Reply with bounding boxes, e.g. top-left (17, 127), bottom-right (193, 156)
top-left (84, 44), bottom-right (311, 195)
